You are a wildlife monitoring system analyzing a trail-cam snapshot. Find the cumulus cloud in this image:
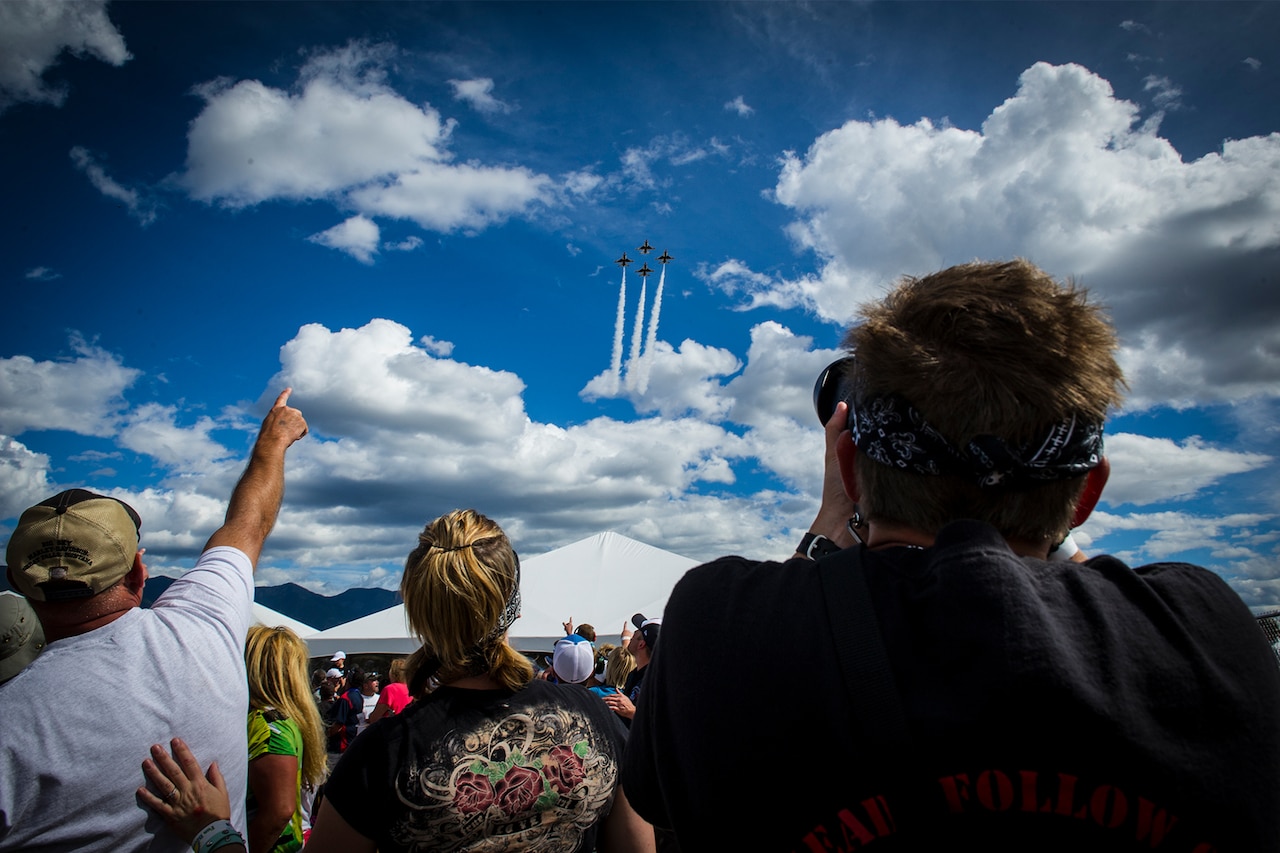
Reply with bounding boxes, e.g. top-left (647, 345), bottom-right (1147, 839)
top-left (228, 318), bottom-right (774, 564)
top-left (1102, 432), bottom-right (1272, 507)
top-left (176, 41), bottom-right (549, 233)
top-left (308, 215), bottom-right (380, 263)
top-left (725, 95), bottom-right (755, 117)
top-left (117, 404), bottom-right (236, 471)
top-left (0, 0), bottom-right (130, 113)
top-left (0, 339), bottom-right (140, 436)
top-left (0, 436), bottom-right (52, 518)
top-left (448, 77), bottom-right (510, 114)
top-left (1244, 58), bottom-right (1262, 72)
top-left (767, 61), bottom-right (1280, 412)
top-left (1119, 20), bottom-right (1152, 36)
top-left (70, 146), bottom-right (156, 224)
